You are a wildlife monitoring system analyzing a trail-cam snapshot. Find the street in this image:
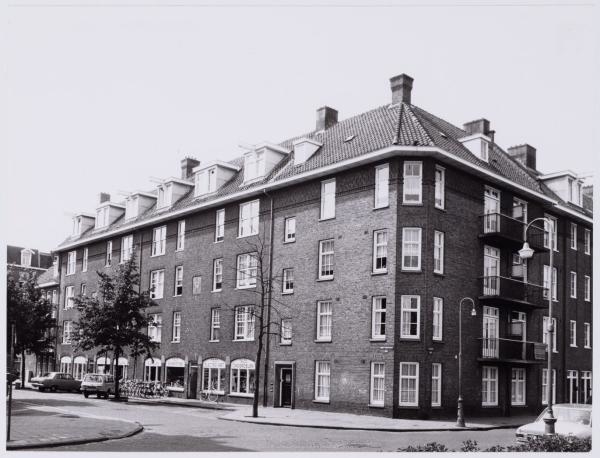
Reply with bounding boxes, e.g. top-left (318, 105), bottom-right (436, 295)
top-left (10, 390), bottom-right (521, 452)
